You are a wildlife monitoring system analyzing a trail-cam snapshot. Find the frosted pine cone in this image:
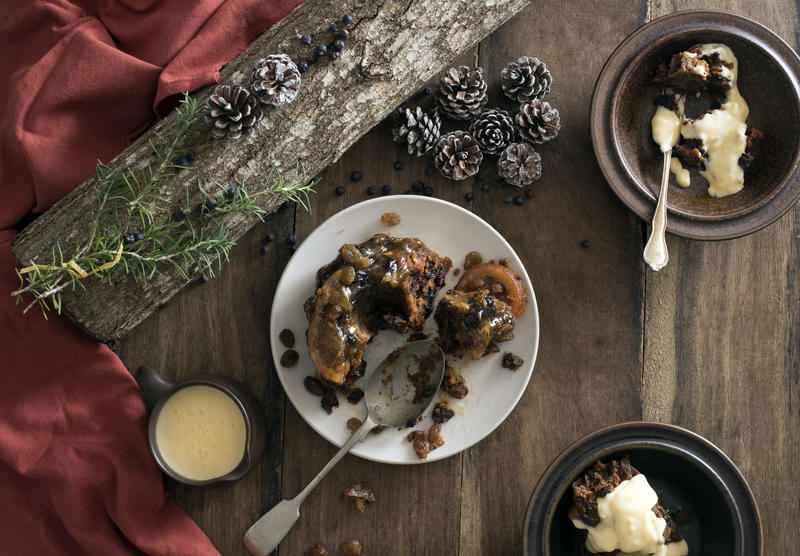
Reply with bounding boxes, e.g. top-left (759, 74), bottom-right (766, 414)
top-left (434, 131), bottom-right (483, 180)
top-left (498, 143), bottom-right (542, 187)
top-left (436, 66), bottom-right (488, 120)
top-left (207, 85), bottom-right (263, 140)
top-left (392, 106), bottom-right (441, 156)
top-left (516, 99), bottom-right (560, 144)
top-left (251, 54), bottom-right (301, 106)
top-left (469, 109), bottom-right (514, 155)
top-left (501, 56), bottom-right (552, 102)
